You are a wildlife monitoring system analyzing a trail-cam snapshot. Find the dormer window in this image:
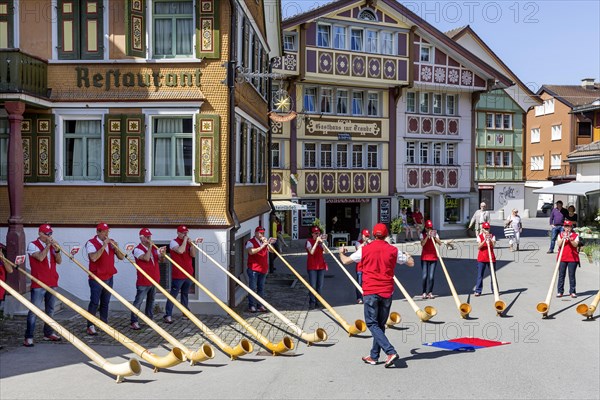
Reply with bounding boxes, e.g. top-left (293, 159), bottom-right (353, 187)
top-left (358, 9), bottom-right (377, 21)
top-left (420, 44), bottom-right (432, 63)
top-left (284, 33), bottom-right (297, 51)
top-left (317, 24), bottom-right (331, 47)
